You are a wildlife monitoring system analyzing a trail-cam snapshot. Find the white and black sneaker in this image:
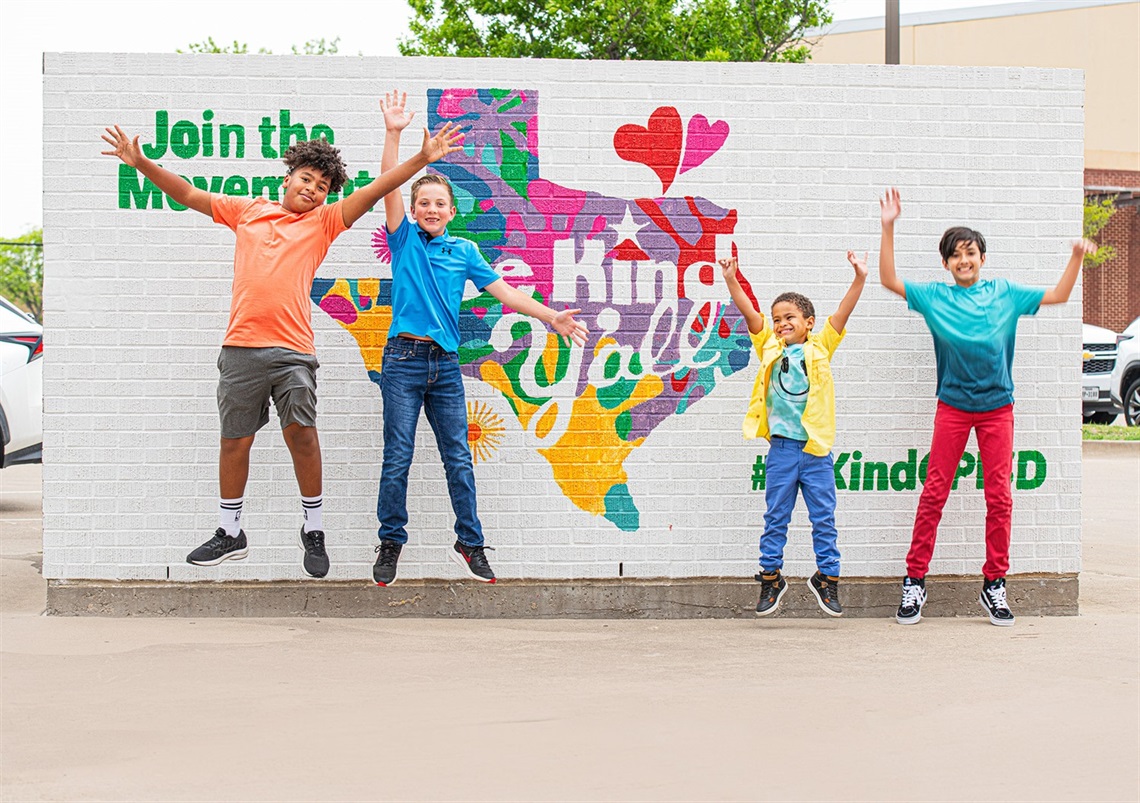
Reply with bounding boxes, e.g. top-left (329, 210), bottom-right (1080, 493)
top-left (449, 541), bottom-right (496, 583)
top-left (298, 526), bottom-right (330, 578)
top-left (896, 576), bottom-right (926, 625)
top-left (187, 528), bottom-right (248, 566)
top-left (373, 539), bottom-right (403, 586)
top-left (979, 577), bottom-right (1015, 626)
top-left (754, 570), bottom-right (789, 616)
